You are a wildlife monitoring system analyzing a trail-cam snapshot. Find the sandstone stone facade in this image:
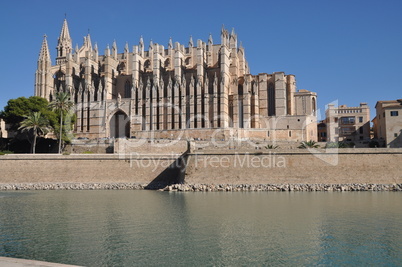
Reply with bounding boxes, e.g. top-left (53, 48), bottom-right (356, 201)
top-left (373, 99), bottom-right (402, 147)
top-left (35, 19), bottom-right (317, 142)
top-left (326, 103), bottom-right (370, 143)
